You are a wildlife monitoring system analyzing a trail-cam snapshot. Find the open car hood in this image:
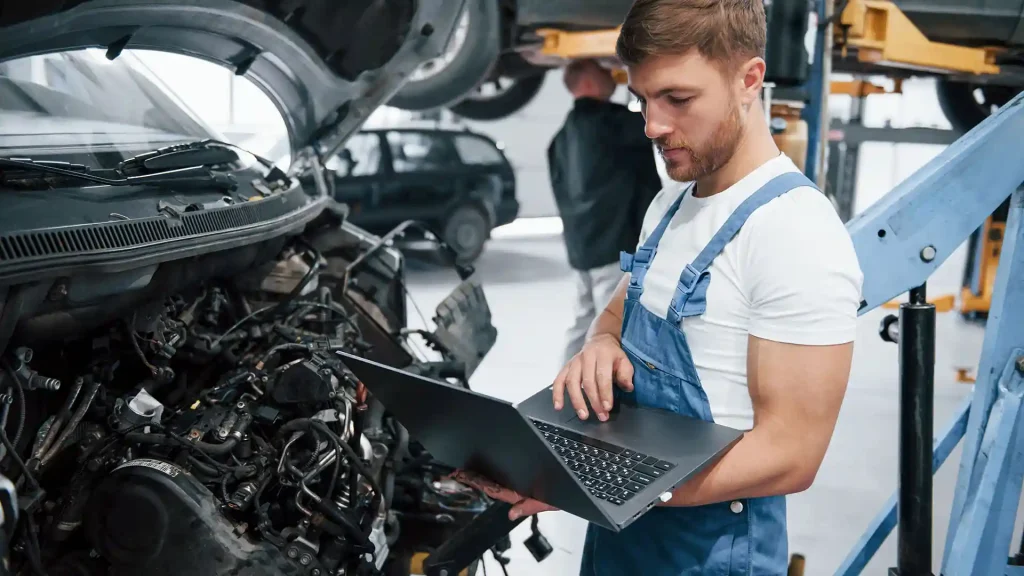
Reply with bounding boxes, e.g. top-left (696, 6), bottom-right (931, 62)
top-left (0, 0), bottom-right (466, 172)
